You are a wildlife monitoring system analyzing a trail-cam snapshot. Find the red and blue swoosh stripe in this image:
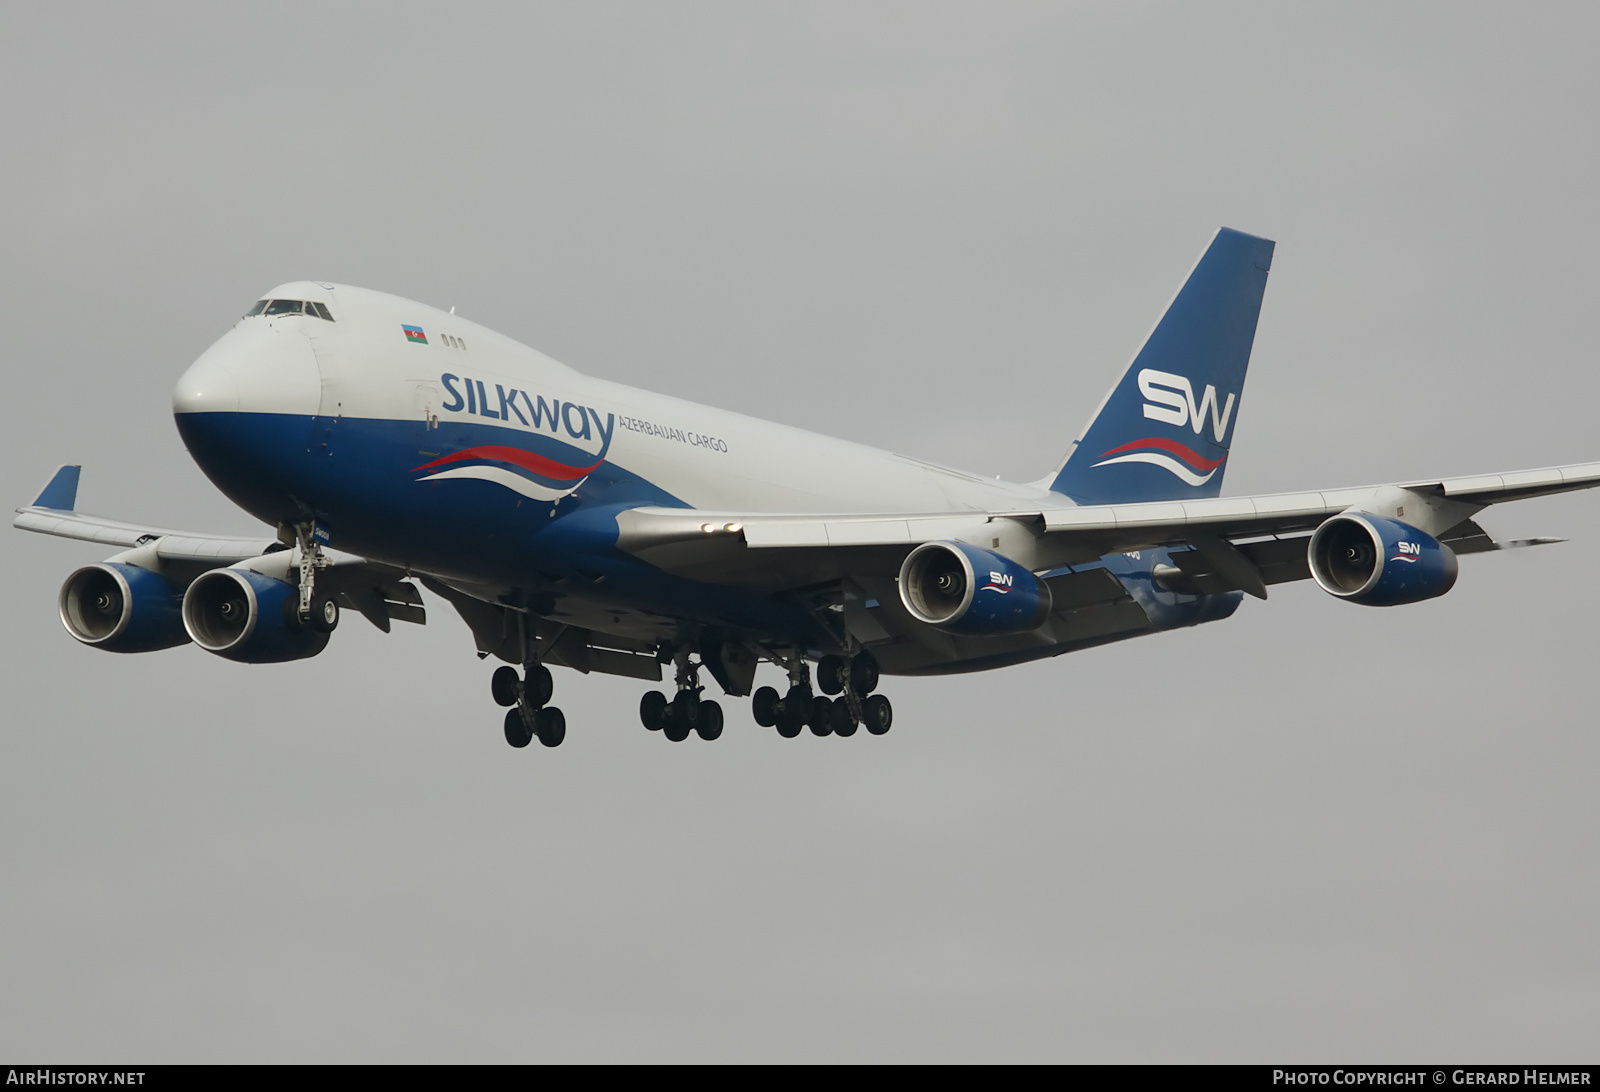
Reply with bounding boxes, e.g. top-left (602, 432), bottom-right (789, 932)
top-left (411, 445), bottom-right (604, 500)
top-left (1090, 437), bottom-right (1227, 487)
top-left (413, 446), bottom-right (602, 483)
